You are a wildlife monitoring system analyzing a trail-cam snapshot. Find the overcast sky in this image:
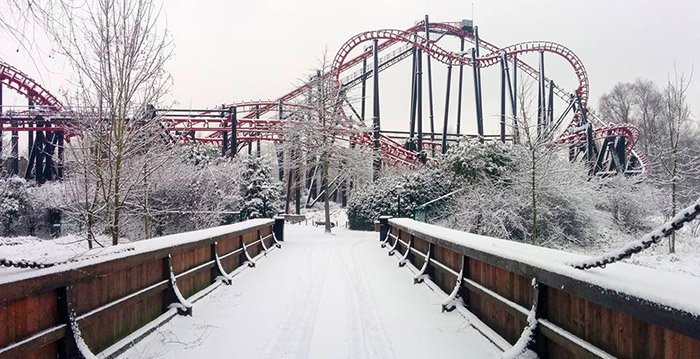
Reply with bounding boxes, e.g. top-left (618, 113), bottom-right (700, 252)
top-left (1, 0), bottom-right (699, 134)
